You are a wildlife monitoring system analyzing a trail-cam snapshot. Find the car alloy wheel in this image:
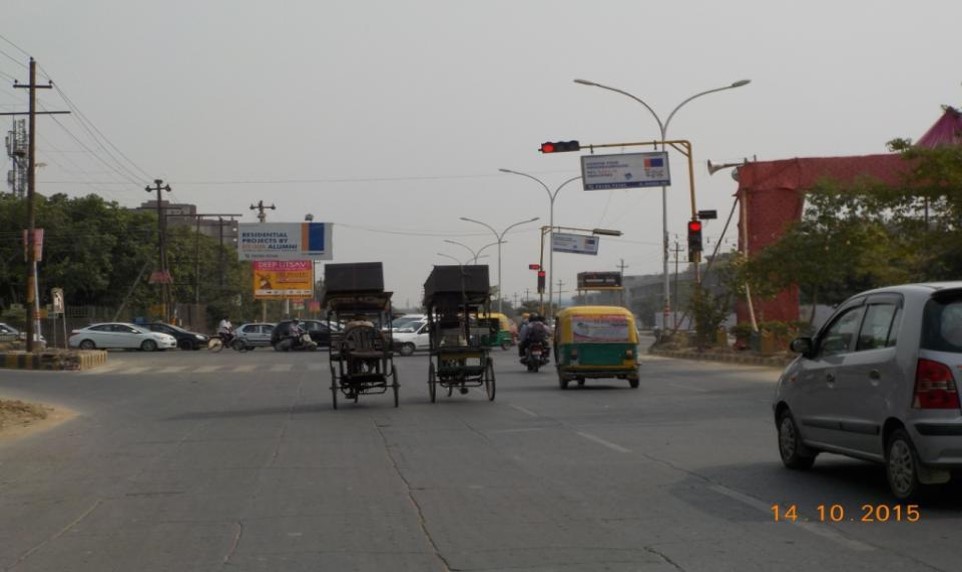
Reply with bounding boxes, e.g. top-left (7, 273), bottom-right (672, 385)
top-left (777, 411), bottom-right (815, 470)
top-left (887, 429), bottom-right (921, 501)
